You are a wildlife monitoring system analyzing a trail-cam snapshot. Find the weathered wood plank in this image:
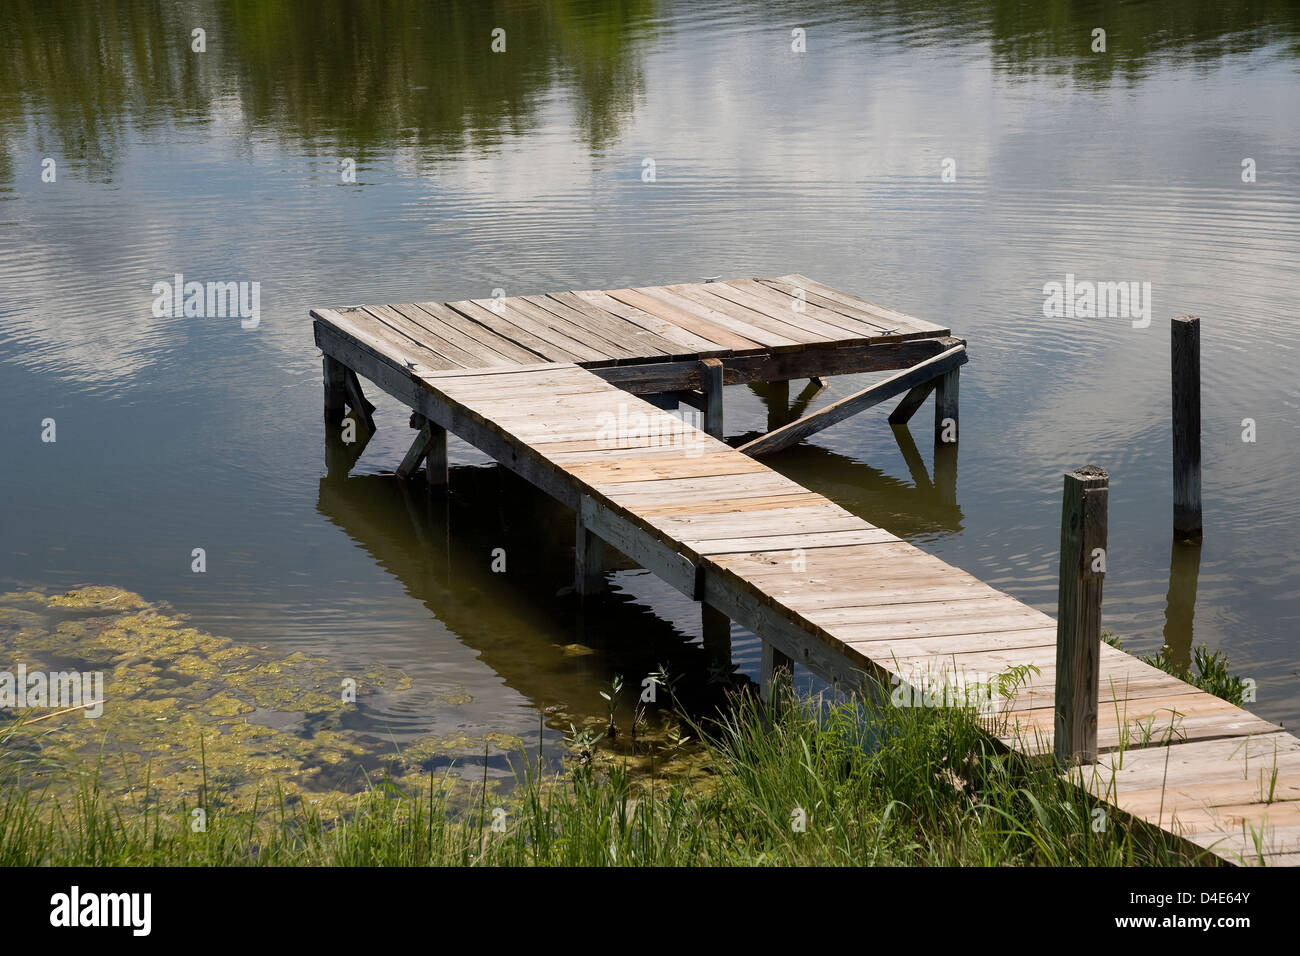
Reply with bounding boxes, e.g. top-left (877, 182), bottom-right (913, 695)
top-left (492, 296), bottom-right (639, 361)
top-left (724, 278), bottom-right (895, 341)
top-left (604, 288), bottom-right (766, 353)
top-left (524, 293), bottom-right (680, 359)
top-left (775, 273), bottom-right (950, 337)
top-left (361, 304), bottom-right (490, 369)
top-left (589, 337), bottom-right (959, 393)
top-left (313, 306), bottom-right (459, 373)
top-left (569, 289), bottom-right (731, 355)
top-left (398, 302), bottom-right (546, 365)
top-left (753, 276), bottom-right (899, 336)
top-left (695, 280), bottom-right (868, 343)
top-left (664, 283), bottom-right (824, 345)
top-left (439, 299), bottom-right (588, 363)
